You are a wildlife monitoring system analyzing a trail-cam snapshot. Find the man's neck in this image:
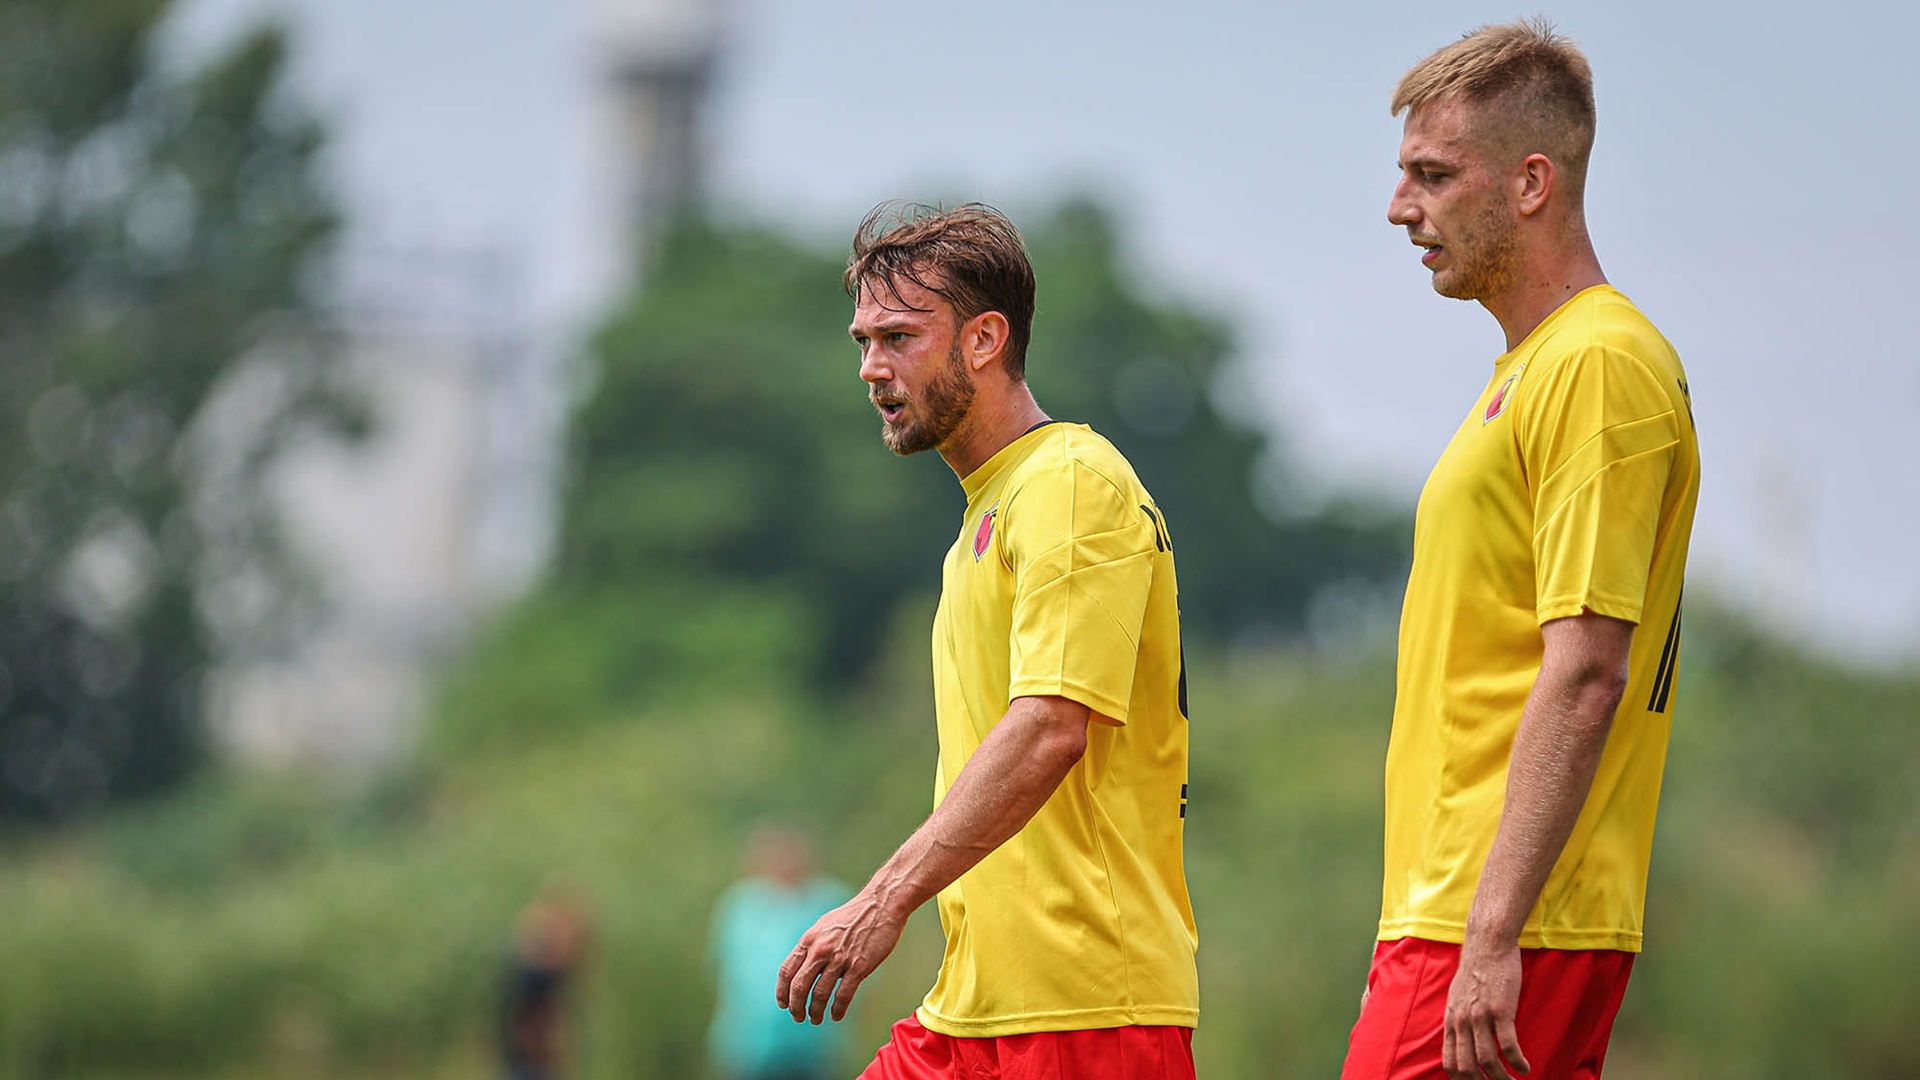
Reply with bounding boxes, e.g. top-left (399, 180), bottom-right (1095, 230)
top-left (938, 383), bottom-right (1051, 480)
top-left (1485, 231), bottom-right (1608, 351)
